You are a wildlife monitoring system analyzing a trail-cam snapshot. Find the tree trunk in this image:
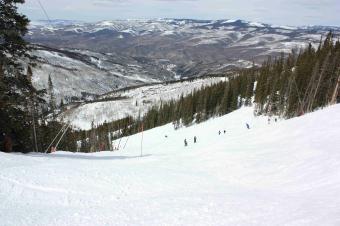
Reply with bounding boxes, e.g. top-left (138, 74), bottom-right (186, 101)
top-left (330, 74), bottom-right (340, 105)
